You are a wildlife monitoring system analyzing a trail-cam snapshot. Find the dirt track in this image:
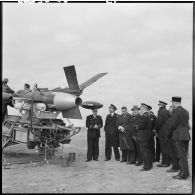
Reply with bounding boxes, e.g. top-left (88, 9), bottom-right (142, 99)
top-left (2, 128), bottom-right (192, 193)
